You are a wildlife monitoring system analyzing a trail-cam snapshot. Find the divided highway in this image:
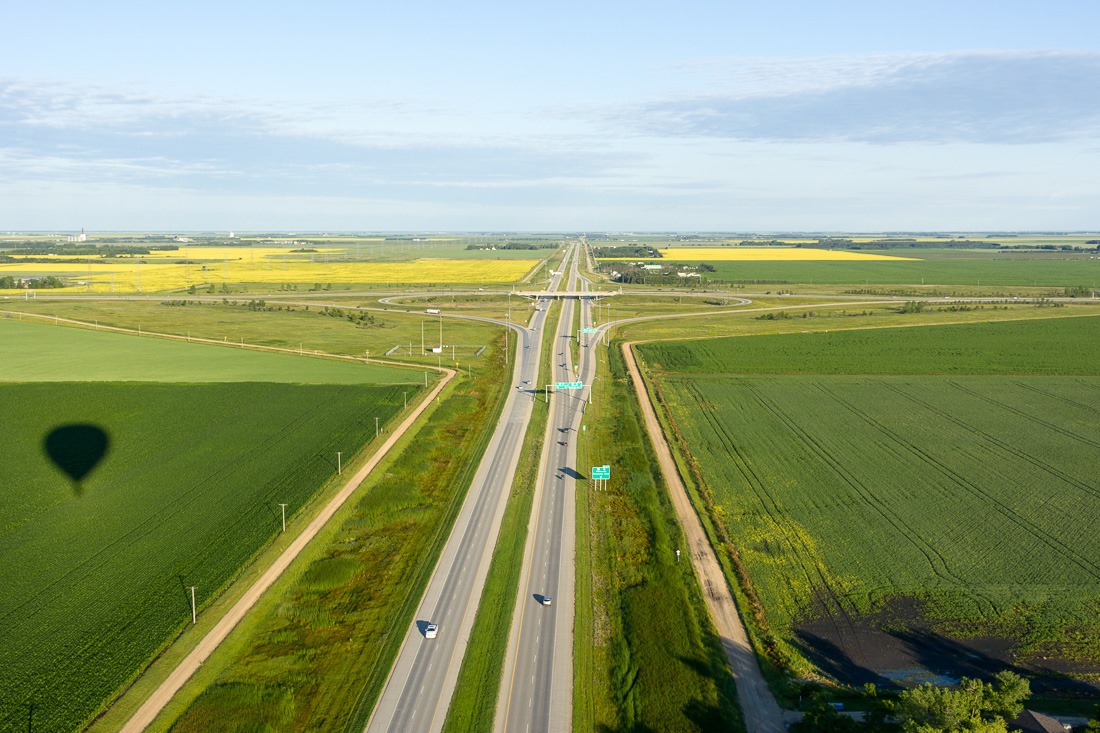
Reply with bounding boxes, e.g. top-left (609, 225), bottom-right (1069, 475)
top-left (496, 247), bottom-right (593, 733)
top-left (365, 244), bottom-right (577, 733)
